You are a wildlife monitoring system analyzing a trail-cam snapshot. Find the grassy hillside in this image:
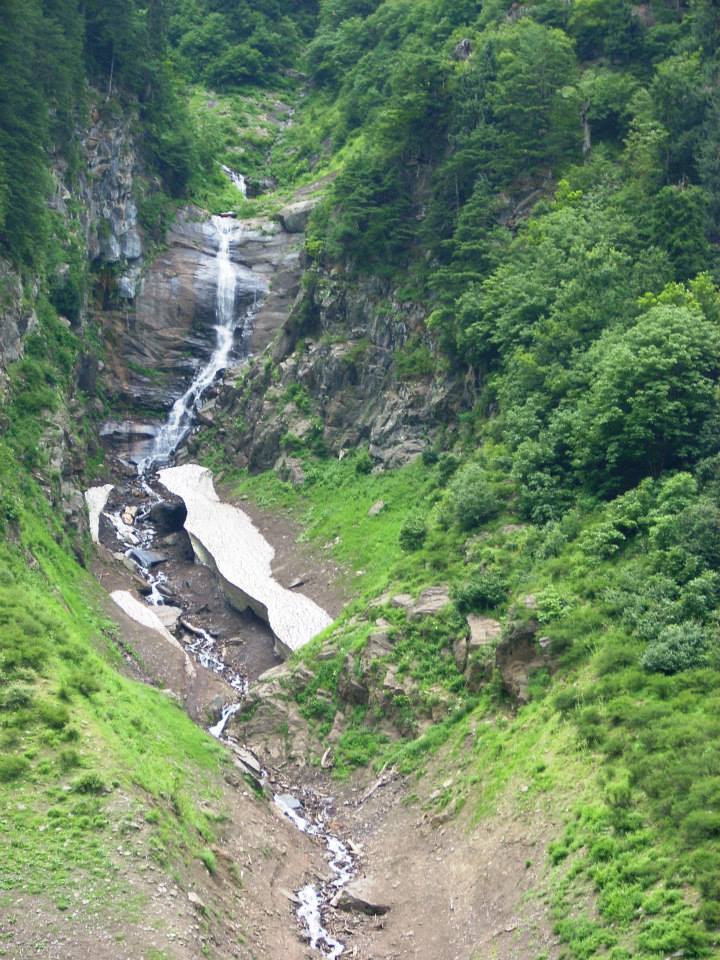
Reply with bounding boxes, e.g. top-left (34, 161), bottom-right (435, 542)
top-left (211, 439), bottom-right (720, 958)
top-left (0, 294), bottom-right (231, 926)
top-left (201, 12), bottom-right (720, 953)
